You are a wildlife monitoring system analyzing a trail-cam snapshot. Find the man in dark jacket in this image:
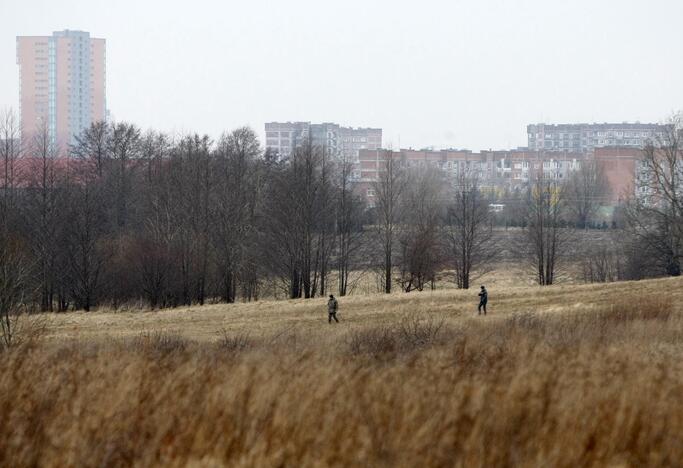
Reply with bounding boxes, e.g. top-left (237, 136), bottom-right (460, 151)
top-left (327, 295), bottom-right (339, 323)
top-left (478, 285), bottom-right (488, 315)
